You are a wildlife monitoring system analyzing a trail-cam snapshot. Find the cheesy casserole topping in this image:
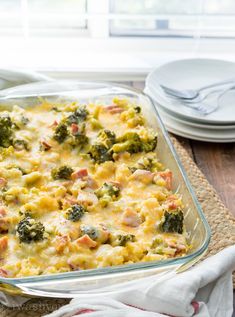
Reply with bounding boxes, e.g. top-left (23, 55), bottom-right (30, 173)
top-left (0, 98), bottom-right (189, 278)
